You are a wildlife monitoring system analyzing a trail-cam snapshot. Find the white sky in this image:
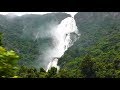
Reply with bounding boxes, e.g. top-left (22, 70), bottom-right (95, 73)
top-left (0, 12), bottom-right (78, 17)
